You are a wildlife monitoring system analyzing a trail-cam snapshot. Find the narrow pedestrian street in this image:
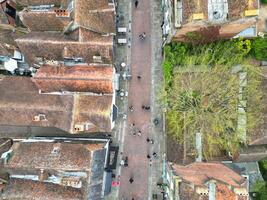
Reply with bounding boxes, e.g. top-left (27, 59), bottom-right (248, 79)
top-left (118, 0), bottom-right (152, 199)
